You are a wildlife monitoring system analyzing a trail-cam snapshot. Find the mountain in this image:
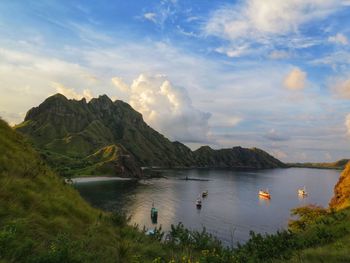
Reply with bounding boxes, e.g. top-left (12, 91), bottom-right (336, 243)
top-left (194, 146), bottom-right (284, 169)
top-left (289, 159), bottom-right (349, 170)
top-left (15, 94), bottom-right (285, 177)
top-left (330, 161), bottom-right (350, 210)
